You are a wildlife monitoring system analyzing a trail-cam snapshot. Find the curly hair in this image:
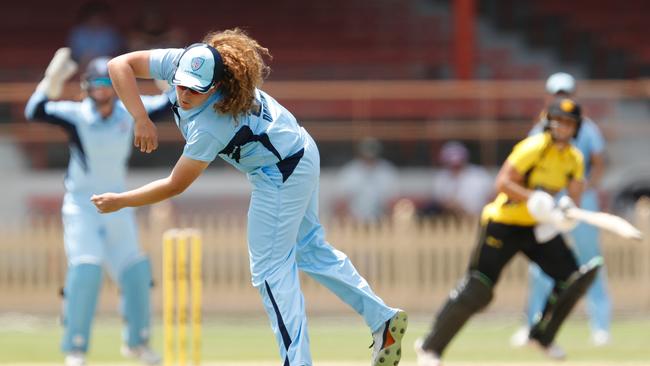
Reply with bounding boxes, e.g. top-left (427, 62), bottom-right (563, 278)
top-left (203, 28), bottom-right (271, 118)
